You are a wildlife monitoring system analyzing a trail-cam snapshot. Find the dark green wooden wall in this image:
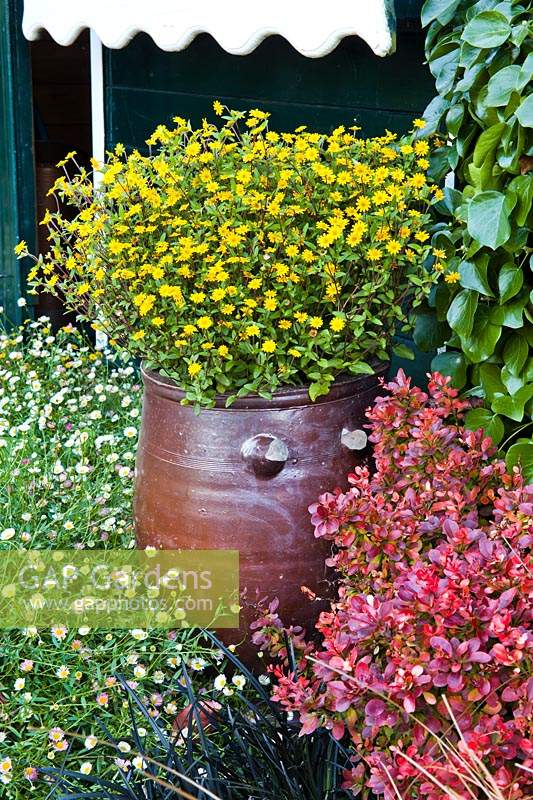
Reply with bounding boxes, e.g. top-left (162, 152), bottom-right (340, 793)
top-left (104, 26), bottom-right (434, 151)
top-left (103, 3), bottom-right (436, 382)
